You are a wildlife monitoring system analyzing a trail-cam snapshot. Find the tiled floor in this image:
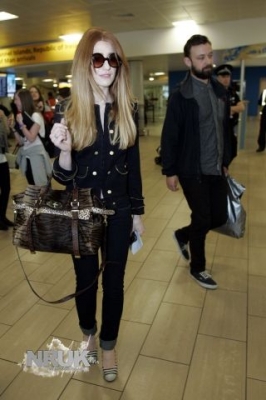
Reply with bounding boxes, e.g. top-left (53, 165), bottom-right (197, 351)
top-left (1, 112), bottom-right (266, 399)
